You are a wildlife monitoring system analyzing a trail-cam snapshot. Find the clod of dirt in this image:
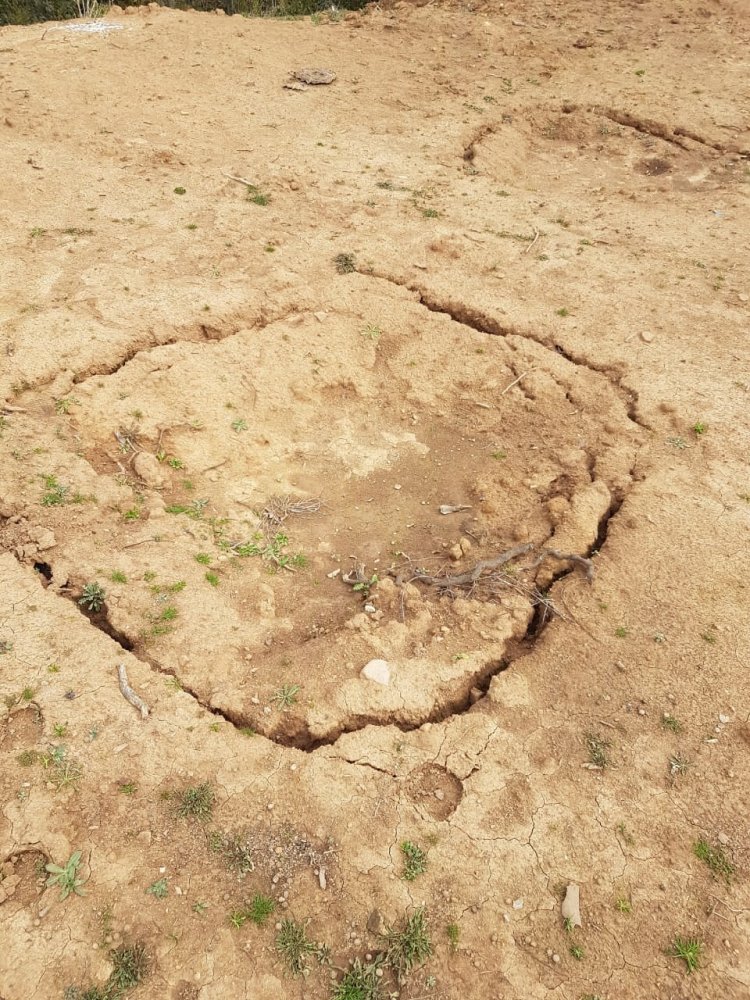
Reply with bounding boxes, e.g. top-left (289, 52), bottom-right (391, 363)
top-left (361, 659), bottom-right (390, 685)
top-left (133, 451), bottom-right (167, 488)
top-left (292, 68), bottom-right (337, 85)
top-left (561, 883), bottom-right (582, 928)
top-left (367, 909), bottom-right (388, 936)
